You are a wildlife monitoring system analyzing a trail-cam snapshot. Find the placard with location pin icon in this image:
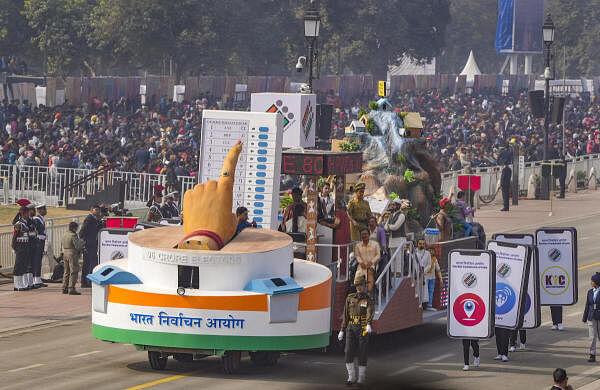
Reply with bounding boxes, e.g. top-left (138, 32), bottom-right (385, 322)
top-left (447, 249), bottom-right (496, 339)
top-left (486, 240), bottom-right (531, 329)
top-left (491, 233), bottom-right (541, 329)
